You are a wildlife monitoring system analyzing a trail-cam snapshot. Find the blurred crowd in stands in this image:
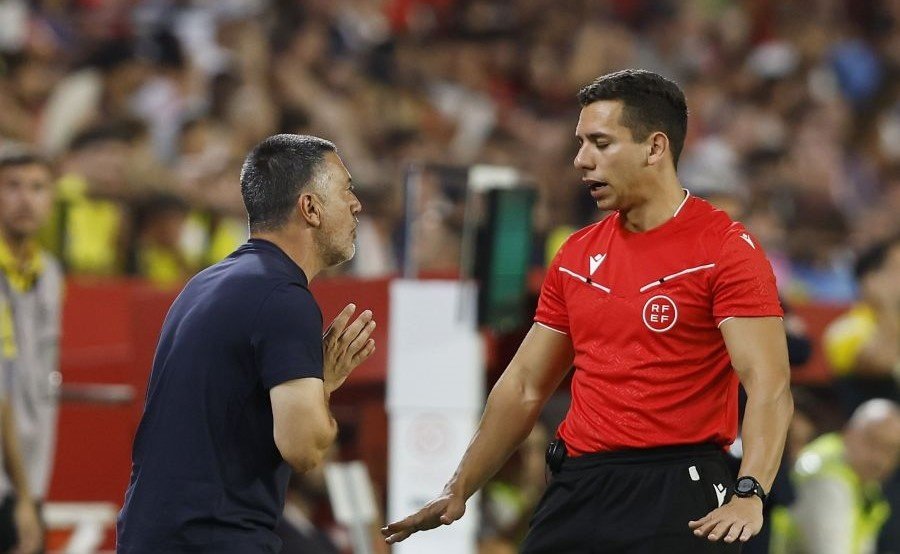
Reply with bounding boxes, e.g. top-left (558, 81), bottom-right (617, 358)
top-left (1, 0), bottom-right (899, 298)
top-left (2, 0), bottom-right (900, 552)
